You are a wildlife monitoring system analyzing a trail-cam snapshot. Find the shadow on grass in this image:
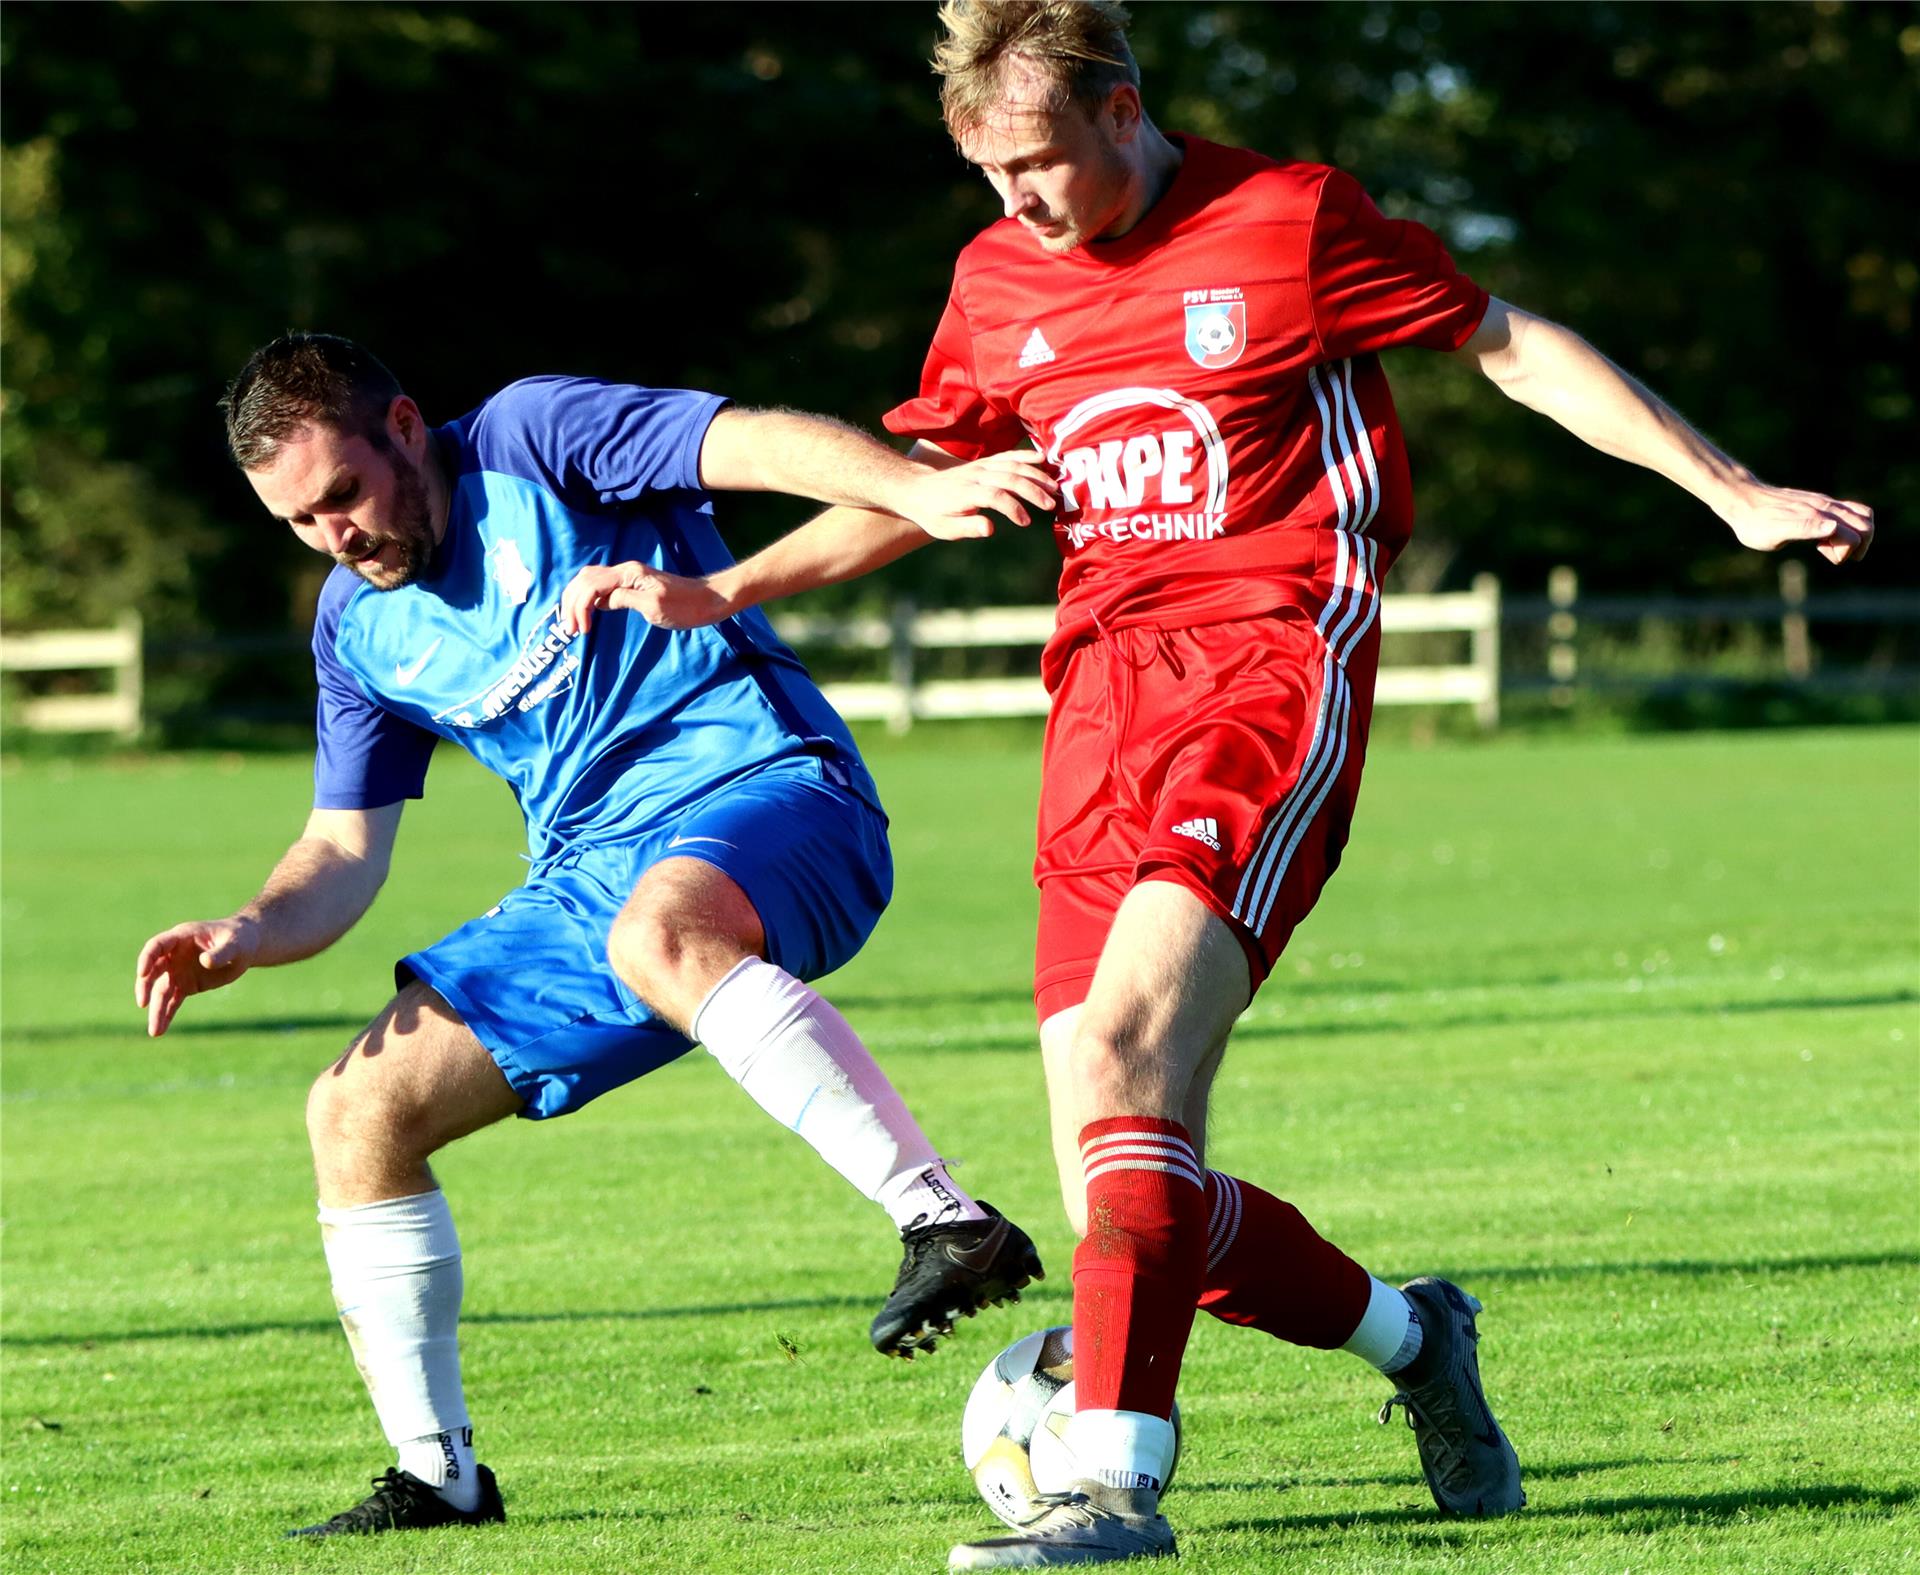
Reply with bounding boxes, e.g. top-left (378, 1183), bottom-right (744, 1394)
top-left (7, 983), bottom-right (1910, 1057)
top-left (1423, 1251), bottom-right (1917, 1285)
top-left (1213, 1480), bottom-right (1917, 1536)
top-left (1182, 1456), bottom-right (1746, 1494)
top-left (1231, 986), bottom-right (1920, 1046)
top-left (9, 1247), bottom-right (1904, 1354)
top-left (3, 1282), bottom-right (1068, 1350)
top-left (1, 1012), bottom-right (373, 1045)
